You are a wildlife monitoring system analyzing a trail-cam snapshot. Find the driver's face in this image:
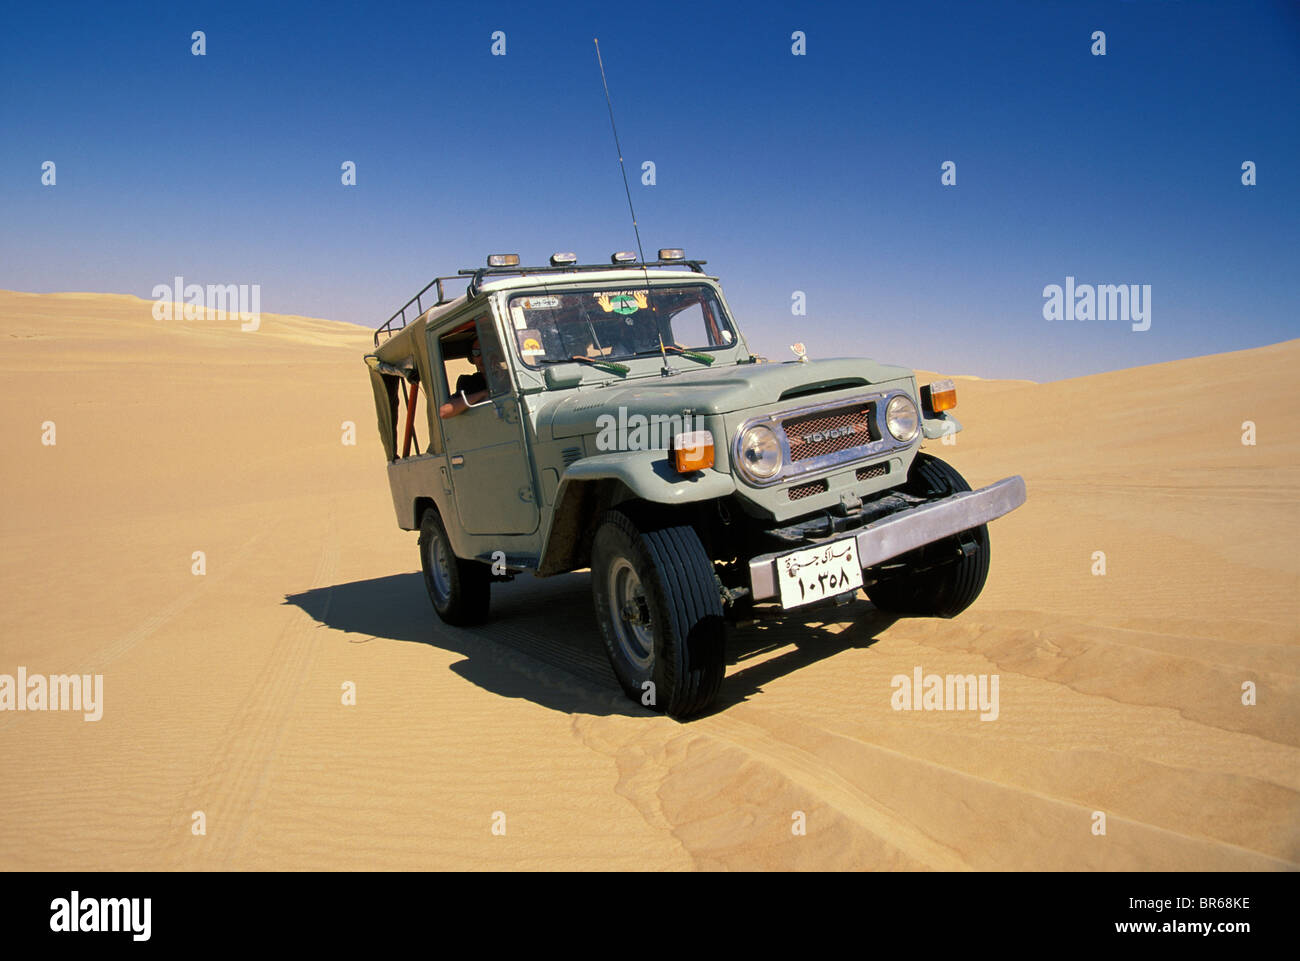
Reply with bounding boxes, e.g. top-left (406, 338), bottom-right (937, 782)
top-left (470, 340), bottom-right (483, 369)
